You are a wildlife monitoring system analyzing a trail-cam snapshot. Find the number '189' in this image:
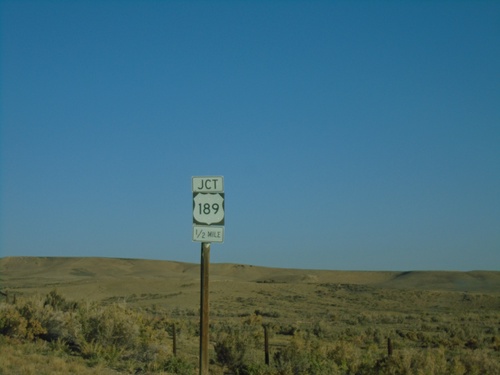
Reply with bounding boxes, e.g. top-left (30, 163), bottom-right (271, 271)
top-left (198, 203), bottom-right (220, 215)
